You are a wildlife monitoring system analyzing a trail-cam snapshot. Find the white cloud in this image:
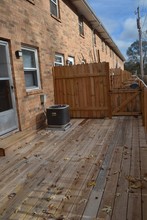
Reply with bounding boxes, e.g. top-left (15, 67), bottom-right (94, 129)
top-left (114, 39), bottom-right (133, 57)
top-left (120, 18), bottom-right (138, 40)
top-left (114, 18), bottom-right (139, 57)
top-left (98, 17), bottom-right (119, 35)
top-left (115, 40), bottom-right (131, 50)
top-left (140, 0), bottom-right (147, 7)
